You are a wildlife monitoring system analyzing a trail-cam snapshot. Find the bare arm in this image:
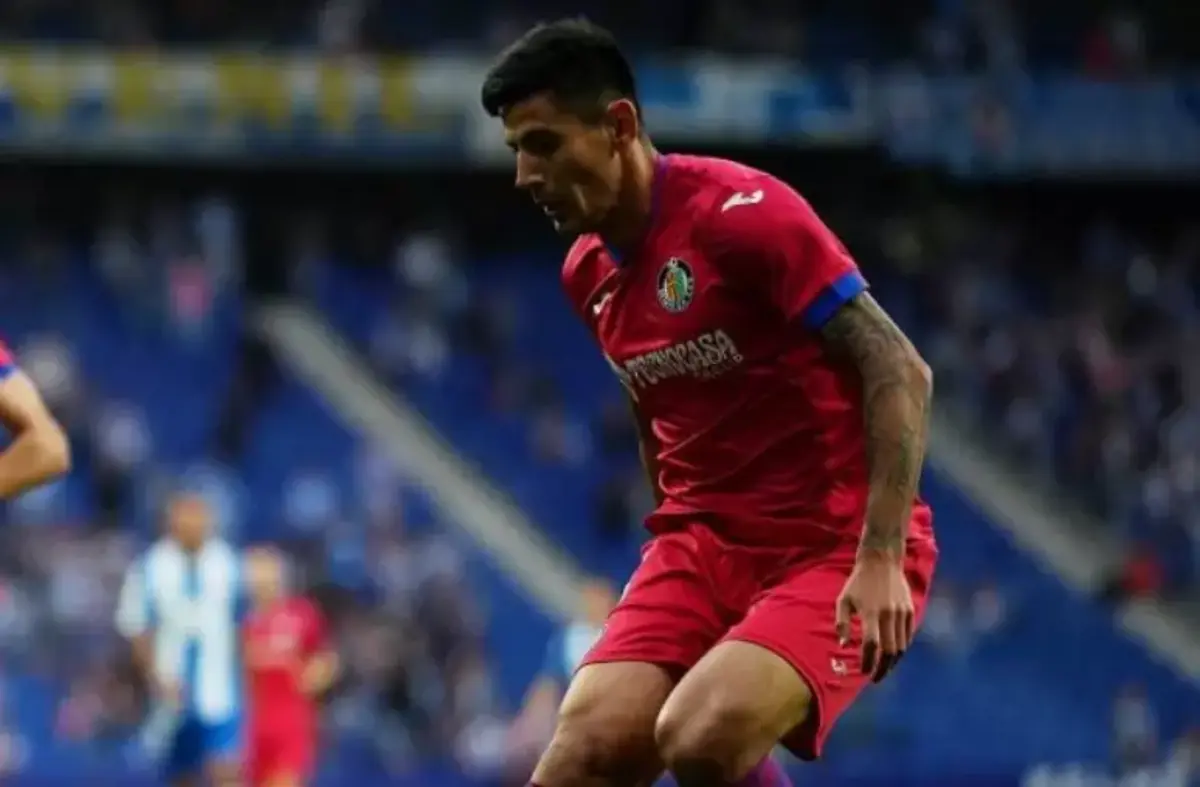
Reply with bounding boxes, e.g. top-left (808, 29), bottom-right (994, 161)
top-left (130, 634), bottom-right (156, 683)
top-left (0, 370), bottom-right (70, 499)
top-left (628, 396), bottom-right (664, 507)
top-left (300, 650), bottom-right (340, 697)
top-left (820, 293), bottom-right (932, 561)
top-left (115, 561), bottom-right (175, 702)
